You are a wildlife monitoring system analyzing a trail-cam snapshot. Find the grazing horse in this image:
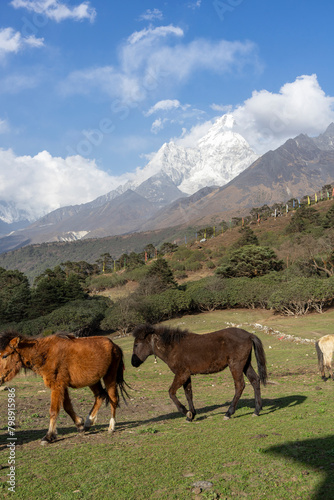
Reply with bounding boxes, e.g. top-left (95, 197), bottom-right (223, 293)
top-left (0, 330), bottom-right (129, 444)
top-left (131, 324), bottom-right (267, 422)
top-left (315, 334), bottom-right (334, 380)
